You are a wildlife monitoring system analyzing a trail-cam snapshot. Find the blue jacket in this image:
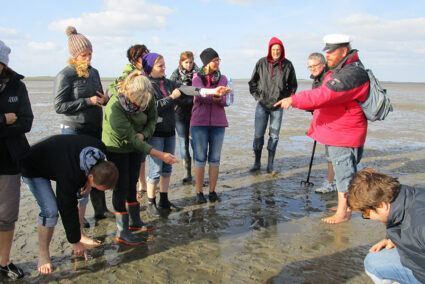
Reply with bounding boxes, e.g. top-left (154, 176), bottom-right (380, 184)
top-left (386, 185), bottom-right (425, 282)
